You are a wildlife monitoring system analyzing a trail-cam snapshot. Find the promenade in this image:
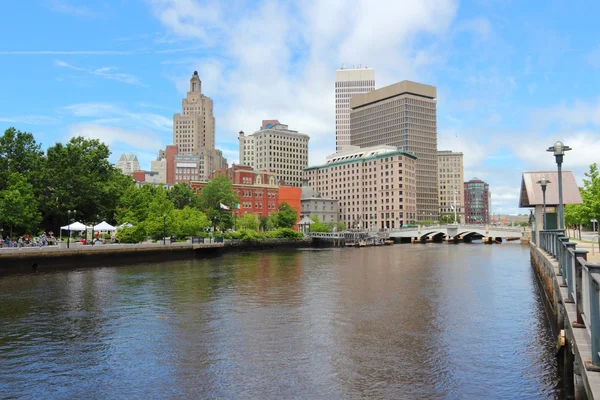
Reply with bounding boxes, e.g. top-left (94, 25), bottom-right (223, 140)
top-left (567, 237), bottom-right (600, 263)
